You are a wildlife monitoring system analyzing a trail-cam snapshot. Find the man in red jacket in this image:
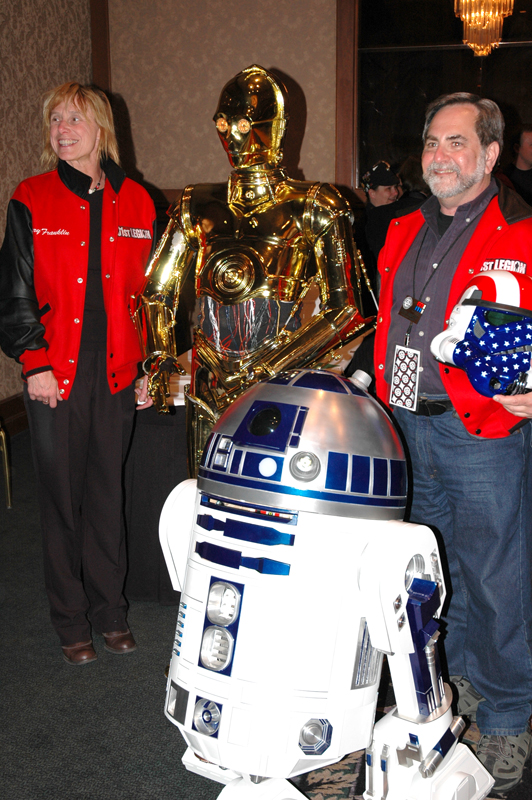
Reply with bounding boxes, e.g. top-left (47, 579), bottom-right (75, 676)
top-left (374, 92), bottom-right (532, 793)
